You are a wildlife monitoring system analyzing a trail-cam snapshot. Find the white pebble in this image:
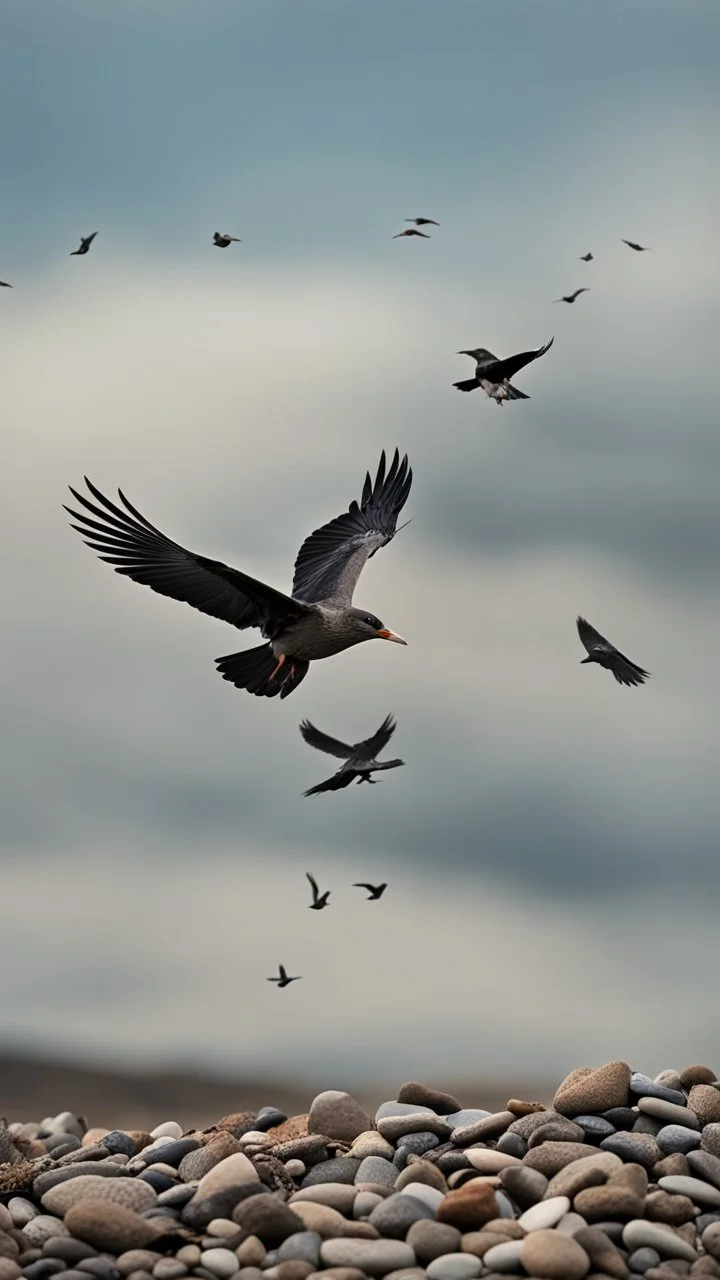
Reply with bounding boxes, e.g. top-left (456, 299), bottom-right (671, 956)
top-left (206, 1219), bottom-right (240, 1239)
top-left (150, 1121), bottom-right (183, 1140)
top-left (200, 1248), bottom-right (240, 1278)
top-left (284, 1160), bottom-right (305, 1178)
top-left (518, 1195), bottom-right (571, 1231)
top-left (482, 1240), bottom-right (525, 1272)
top-left (7, 1197), bottom-right (39, 1226)
top-left (398, 1182), bottom-right (444, 1211)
